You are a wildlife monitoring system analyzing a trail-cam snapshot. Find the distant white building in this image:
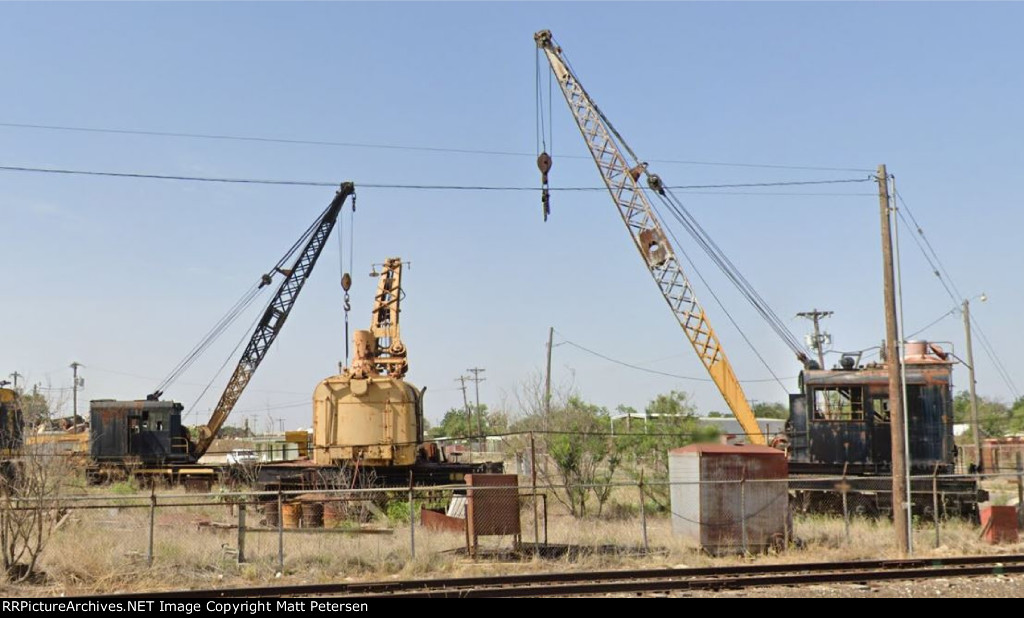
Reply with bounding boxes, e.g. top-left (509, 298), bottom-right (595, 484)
top-left (609, 412), bottom-right (786, 443)
top-left (696, 417), bottom-right (787, 443)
